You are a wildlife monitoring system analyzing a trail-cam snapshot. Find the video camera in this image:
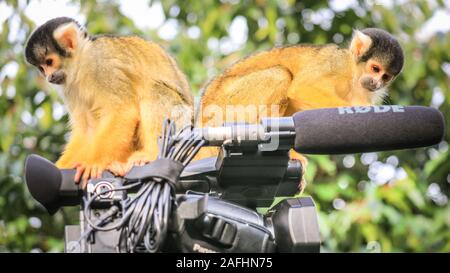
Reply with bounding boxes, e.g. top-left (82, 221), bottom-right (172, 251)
top-left (24, 106), bottom-right (445, 253)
